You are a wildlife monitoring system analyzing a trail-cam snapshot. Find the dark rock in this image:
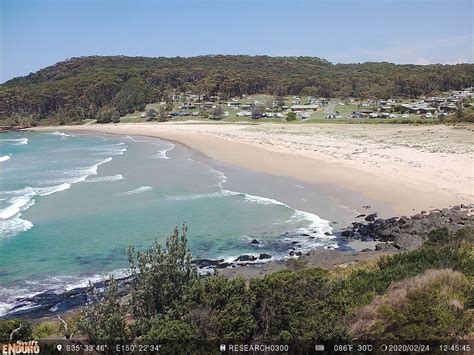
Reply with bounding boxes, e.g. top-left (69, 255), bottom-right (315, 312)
top-left (361, 248), bottom-right (372, 252)
top-left (373, 218), bottom-right (386, 228)
top-left (291, 241), bottom-right (299, 245)
top-left (375, 243), bottom-right (397, 251)
top-left (193, 258), bottom-right (225, 268)
top-left (324, 232), bottom-right (331, 236)
top-left (295, 251), bottom-right (302, 256)
top-left (300, 233), bottom-right (310, 237)
top-left (398, 216), bottom-right (410, 224)
top-left (365, 213), bottom-right (377, 222)
top-left (411, 214), bottom-right (423, 220)
top-left (355, 214), bottom-right (366, 218)
top-left (250, 239), bottom-right (260, 245)
top-left (341, 230), bottom-right (353, 238)
top-left (289, 250), bottom-right (295, 256)
top-left (235, 255), bottom-right (258, 262)
top-left (362, 205), bottom-right (371, 209)
top-left (259, 253), bottom-right (272, 260)
top-left (216, 262), bottom-right (232, 269)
